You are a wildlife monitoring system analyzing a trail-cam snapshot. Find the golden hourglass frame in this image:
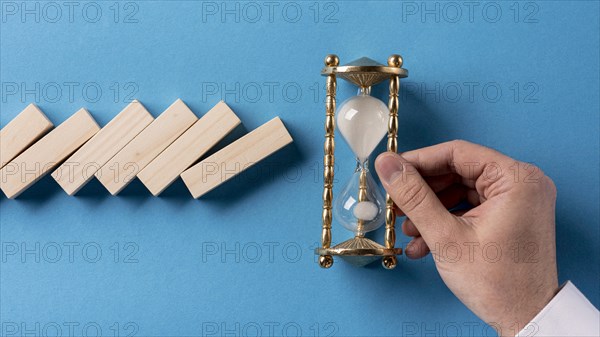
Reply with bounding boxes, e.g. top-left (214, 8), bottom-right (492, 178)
top-left (315, 54), bottom-right (408, 269)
